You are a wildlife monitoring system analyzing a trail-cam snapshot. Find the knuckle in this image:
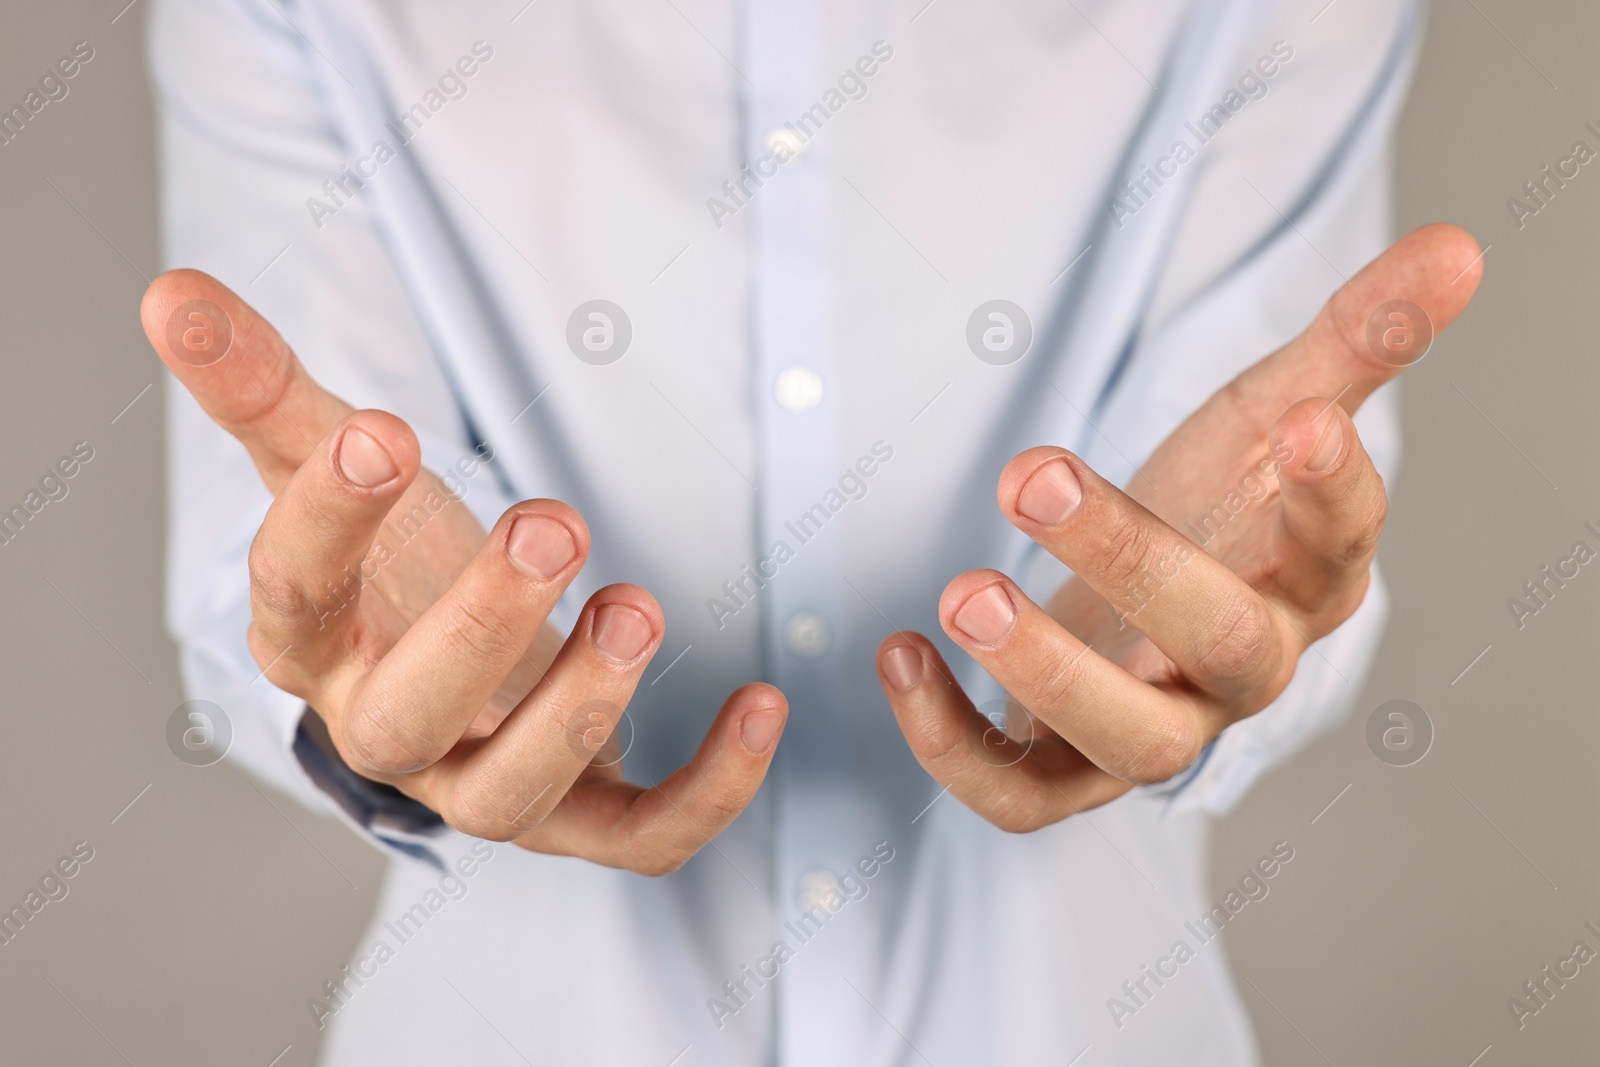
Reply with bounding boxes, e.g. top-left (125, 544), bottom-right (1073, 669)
top-left (913, 706), bottom-right (975, 769)
top-left (625, 839), bottom-right (691, 878)
top-left (618, 798), bottom-right (708, 876)
top-left (1195, 595), bottom-right (1278, 685)
top-left (248, 538), bottom-right (314, 622)
top-left (1324, 292), bottom-right (1373, 368)
top-left (630, 857), bottom-right (686, 878)
top-left (1096, 513), bottom-right (1164, 592)
top-left (1339, 492), bottom-right (1387, 565)
top-left (694, 787), bottom-right (749, 831)
top-left (984, 790), bottom-right (1055, 834)
top-left (1123, 715), bottom-right (1202, 785)
top-left (340, 699), bottom-right (438, 775)
top-left (1026, 647), bottom-right (1090, 712)
top-left (442, 790), bottom-right (525, 843)
top-left (443, 598), bottom-right (525, 665)
top-left (245, 621), bottom-right (308, 695)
